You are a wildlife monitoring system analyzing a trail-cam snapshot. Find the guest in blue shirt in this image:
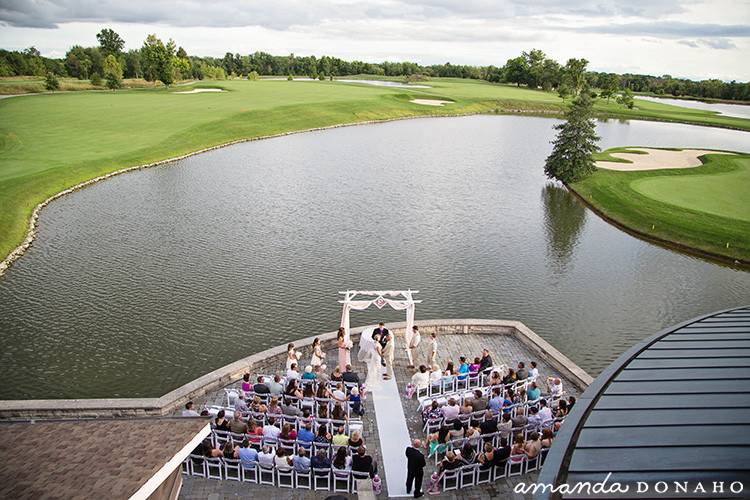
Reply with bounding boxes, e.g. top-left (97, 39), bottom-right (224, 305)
top-left (297, 423), bottom-right (315, 447)
top-left (293, 448), bottom-right (311, 473)
top-left (527, 382), bottom-right (542, 401)
top-left (311, 450), bottom-right (332, 474)
top-left (302, 365), bottom-right (317, 380)
top-left (238, 439), bottom-right (258, 469)
top-left (457, 356), bottom-right (470, 380)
